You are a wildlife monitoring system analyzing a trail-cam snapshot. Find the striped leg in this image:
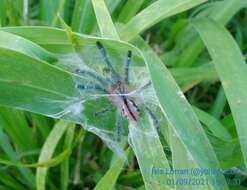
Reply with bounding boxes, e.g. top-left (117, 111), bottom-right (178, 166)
top-left (124, 50), bottom-right (132, 84)
top-left (75, 69), bottom-right (109, 86)
top-left (133, 80), bottom-right (152, 94)
top-left (76, 83), bottom-right (108, 93)
top-left (115, 111), bottom-right (123, 142)
top-left (96, 41), bottom-right (120, 83)
top-left (145, 106), bottom-right (160, 133)
top-left (94, 105), bottom-right (113, 117)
